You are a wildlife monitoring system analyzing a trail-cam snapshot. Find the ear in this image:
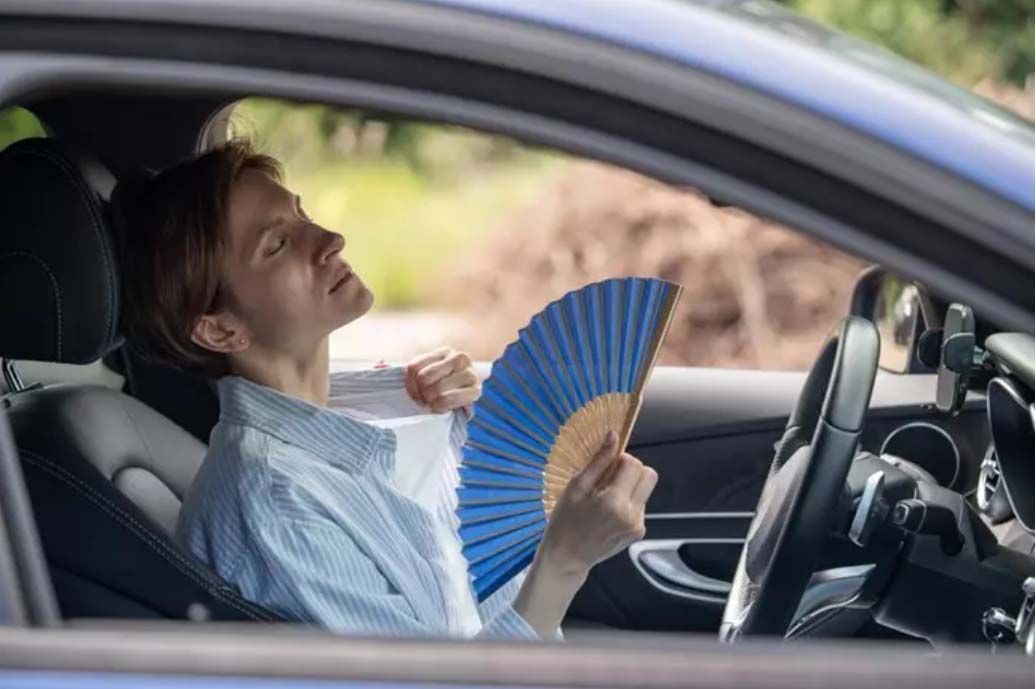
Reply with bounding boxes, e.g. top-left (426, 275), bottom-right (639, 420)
top-left (190, 312), bottom-right (251, 355)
